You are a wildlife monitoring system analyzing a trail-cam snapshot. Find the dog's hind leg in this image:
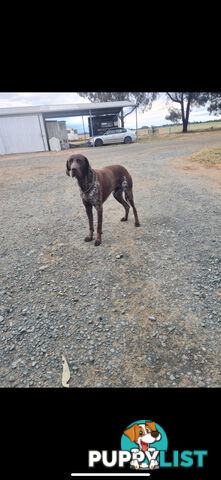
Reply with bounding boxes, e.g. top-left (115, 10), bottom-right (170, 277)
top-left (113, 188), bottom-right (130, 221)
top-left (125, 188), bottom-right (140, 227)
